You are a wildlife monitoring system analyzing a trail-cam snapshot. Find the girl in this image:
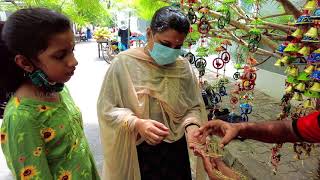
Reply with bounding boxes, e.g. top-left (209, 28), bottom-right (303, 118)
top-left (0, 8), bottom-right (100, 179)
